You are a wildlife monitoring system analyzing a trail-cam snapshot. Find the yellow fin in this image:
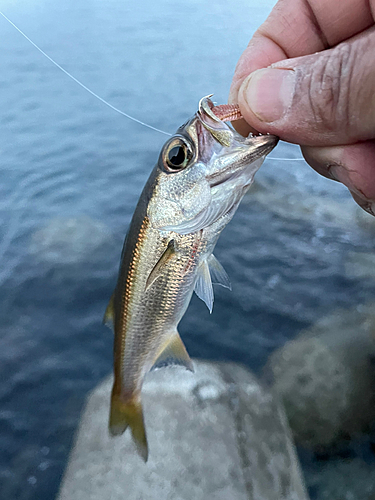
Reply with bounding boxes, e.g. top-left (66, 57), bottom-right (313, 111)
top-left (152, 331), bottom-right (194, 372)
top-left (109, 393), bottom-right (148, 462)
top-left (103, 292), bottom-right (115, 329)
top-left (145, 240), bottom-right (176, 290)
